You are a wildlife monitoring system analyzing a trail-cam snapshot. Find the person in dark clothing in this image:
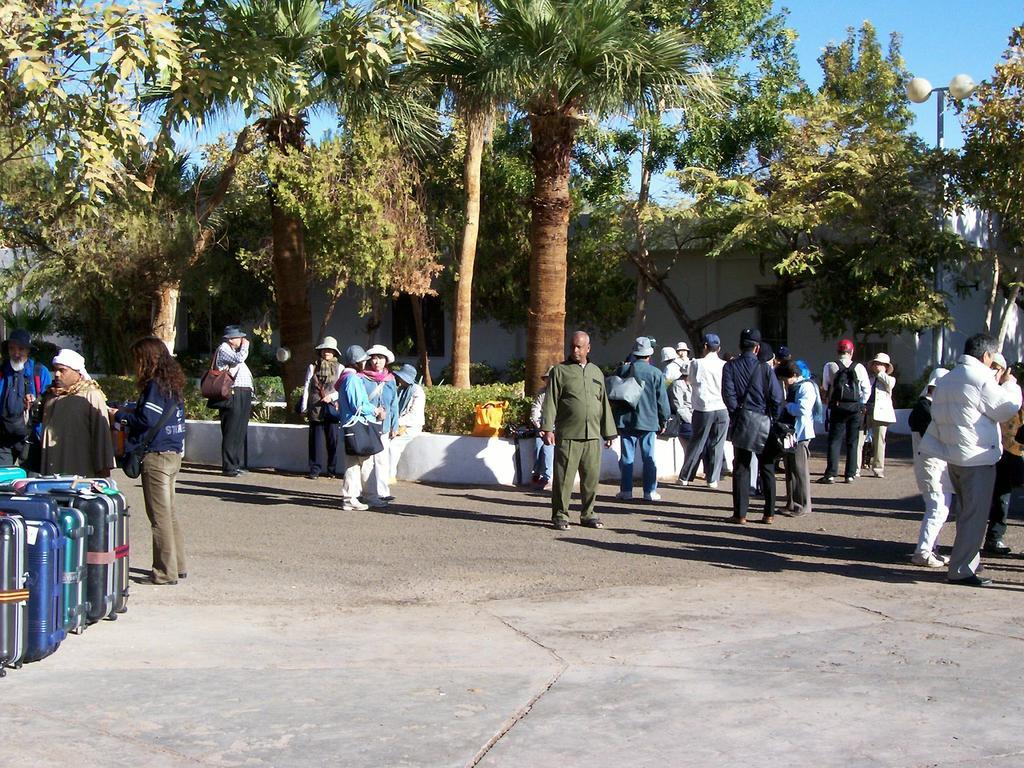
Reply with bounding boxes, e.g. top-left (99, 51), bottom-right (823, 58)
top-left (110, 337), bottom-right (187, 585)
top-left (722, 329), bottom-right (784, 524)
top-left (301, 336), bottom-right (342, 480)
top-left (214, 325), bottom-right (252, 477)
top-left (613, 337), bottom-right (671, 501)
top-left (0, 328), bottom-right (52, 467)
